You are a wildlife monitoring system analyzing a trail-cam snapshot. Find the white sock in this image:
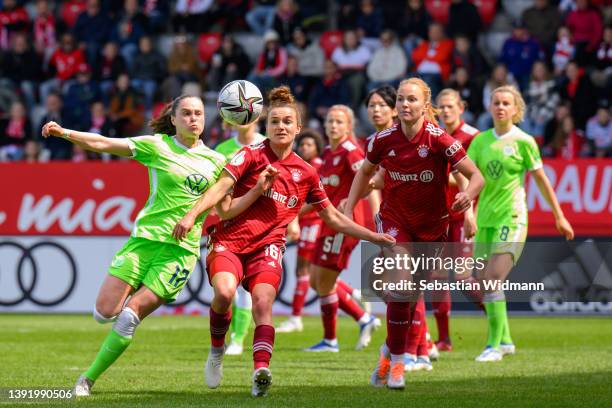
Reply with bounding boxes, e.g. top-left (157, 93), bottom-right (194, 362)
top-left (324, 338), bottom-right (338, 346)
top-left (358, 313), bottom-right (371, 325)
